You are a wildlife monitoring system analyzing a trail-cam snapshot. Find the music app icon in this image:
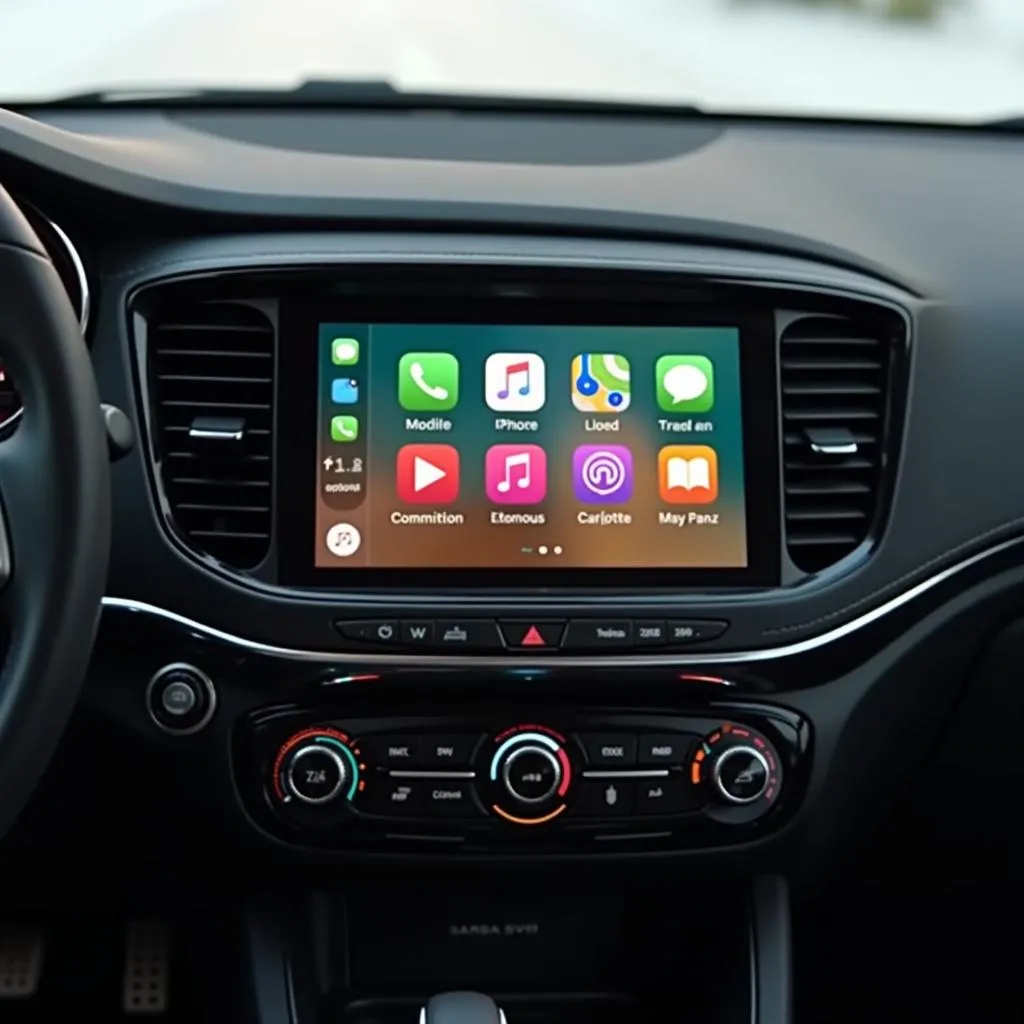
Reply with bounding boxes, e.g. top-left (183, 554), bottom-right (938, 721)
top-left (485, 444), bottom-right (547, 505)
top-left (484, 353), bottom-right (546, 413)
